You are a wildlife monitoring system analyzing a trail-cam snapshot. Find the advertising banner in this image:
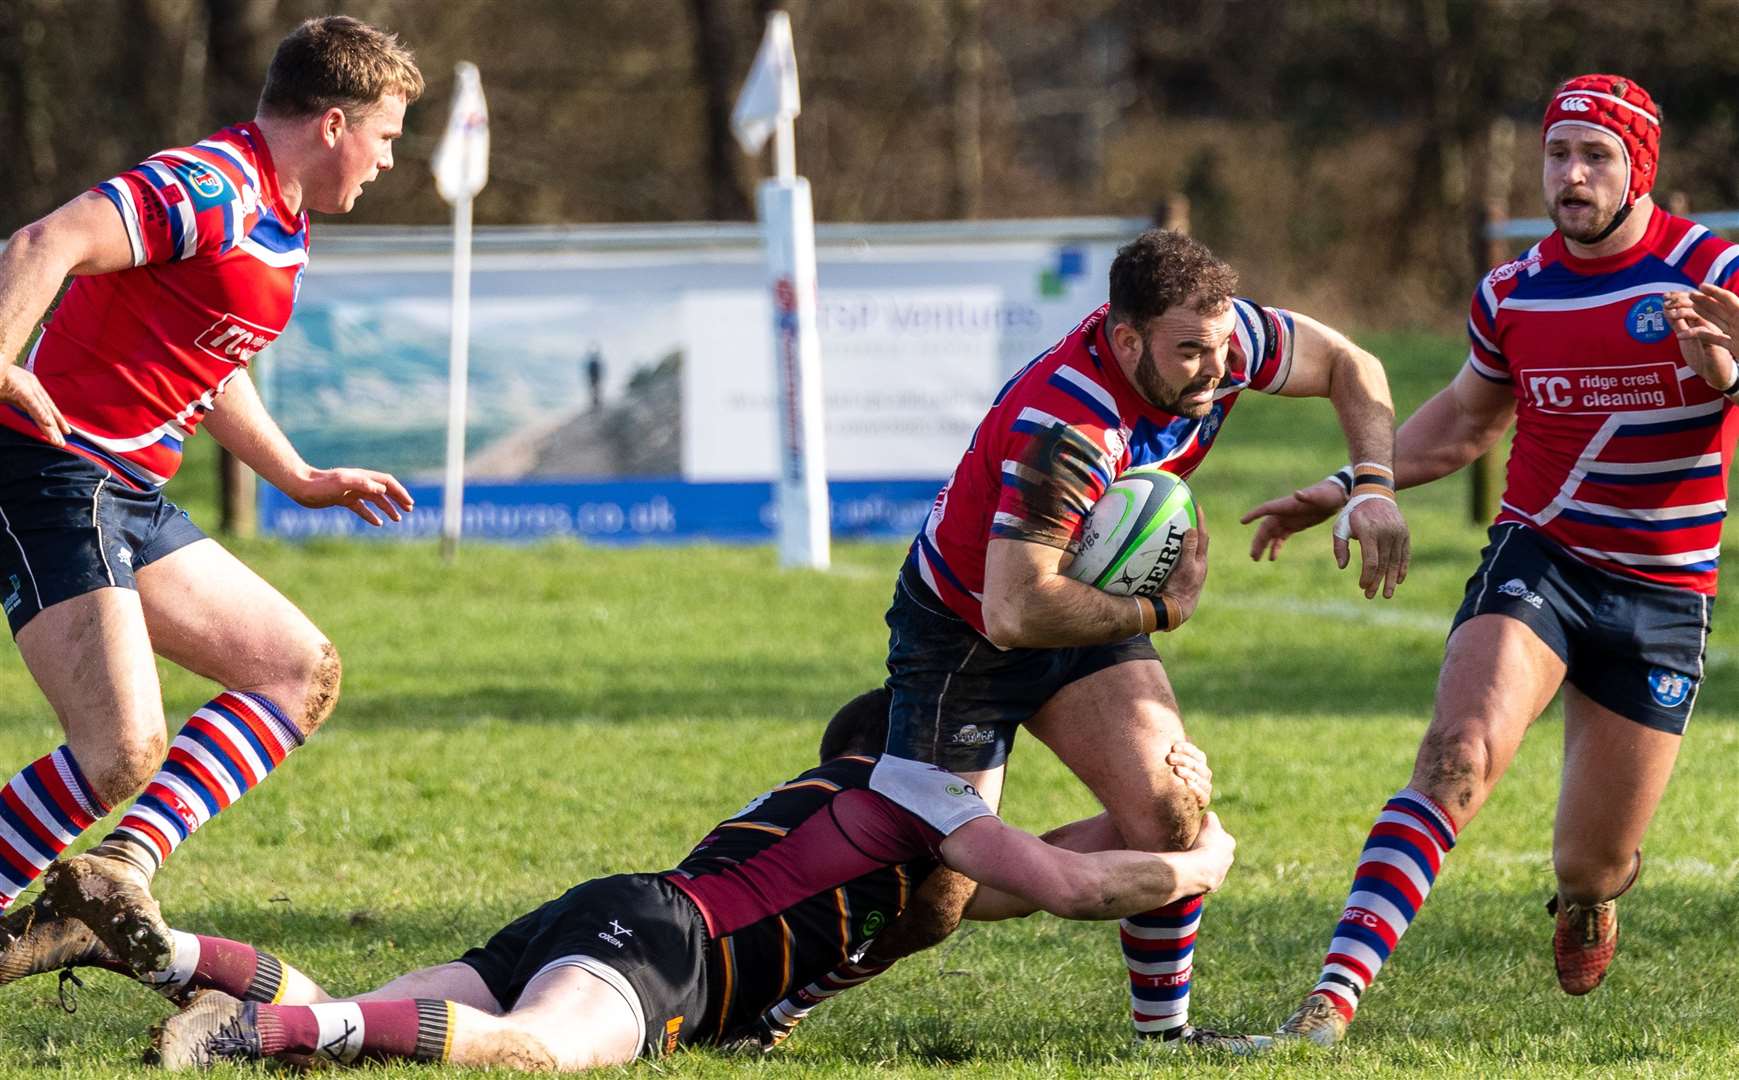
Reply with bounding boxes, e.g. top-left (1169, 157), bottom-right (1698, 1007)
top-left (256, 219), bottom-right (1142, 543)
